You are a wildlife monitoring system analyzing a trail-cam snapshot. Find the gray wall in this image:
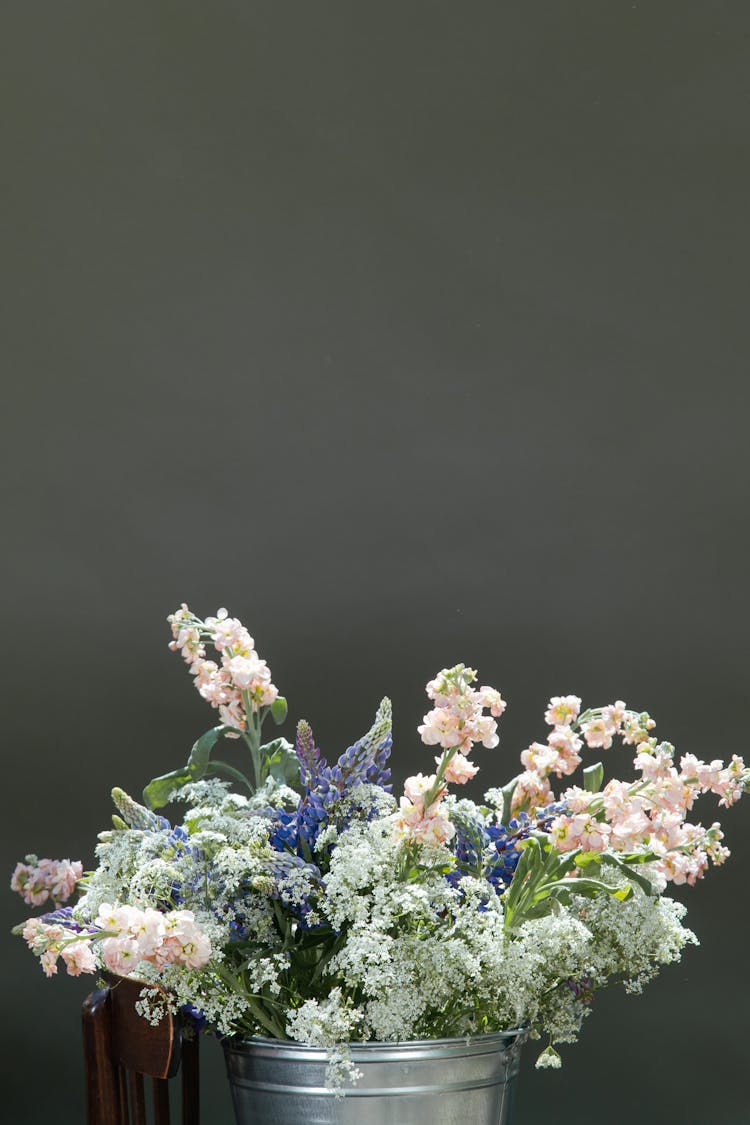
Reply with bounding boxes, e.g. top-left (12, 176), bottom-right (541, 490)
top-left (2, 4), bottom-right (749, 1122)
